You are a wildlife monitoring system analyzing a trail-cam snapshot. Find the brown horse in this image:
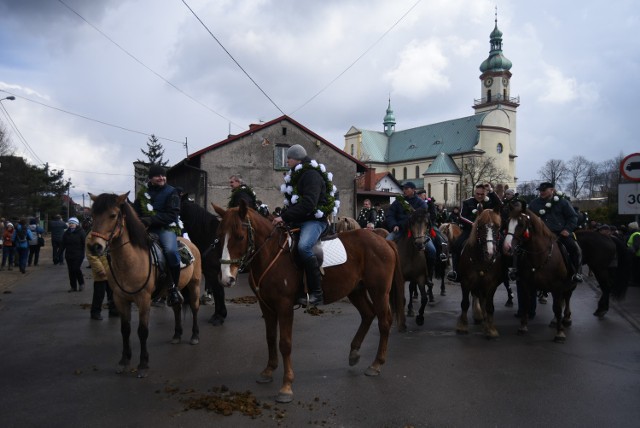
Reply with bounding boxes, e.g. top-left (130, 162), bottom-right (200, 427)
top-left (439, 222), bottom-right (462, 244)
top-left (87, 193), bottom-right (202, 377)
top-left (395, 208), bottom-right (432, 325)
top-left (213, 201), bottom-right (405, 403)
top-left (503, 203), bottom-right (575, 342)
top-left (455, 207), bottom-right (504, 339)
top-left (333, 216), bottom-right (361, 233)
